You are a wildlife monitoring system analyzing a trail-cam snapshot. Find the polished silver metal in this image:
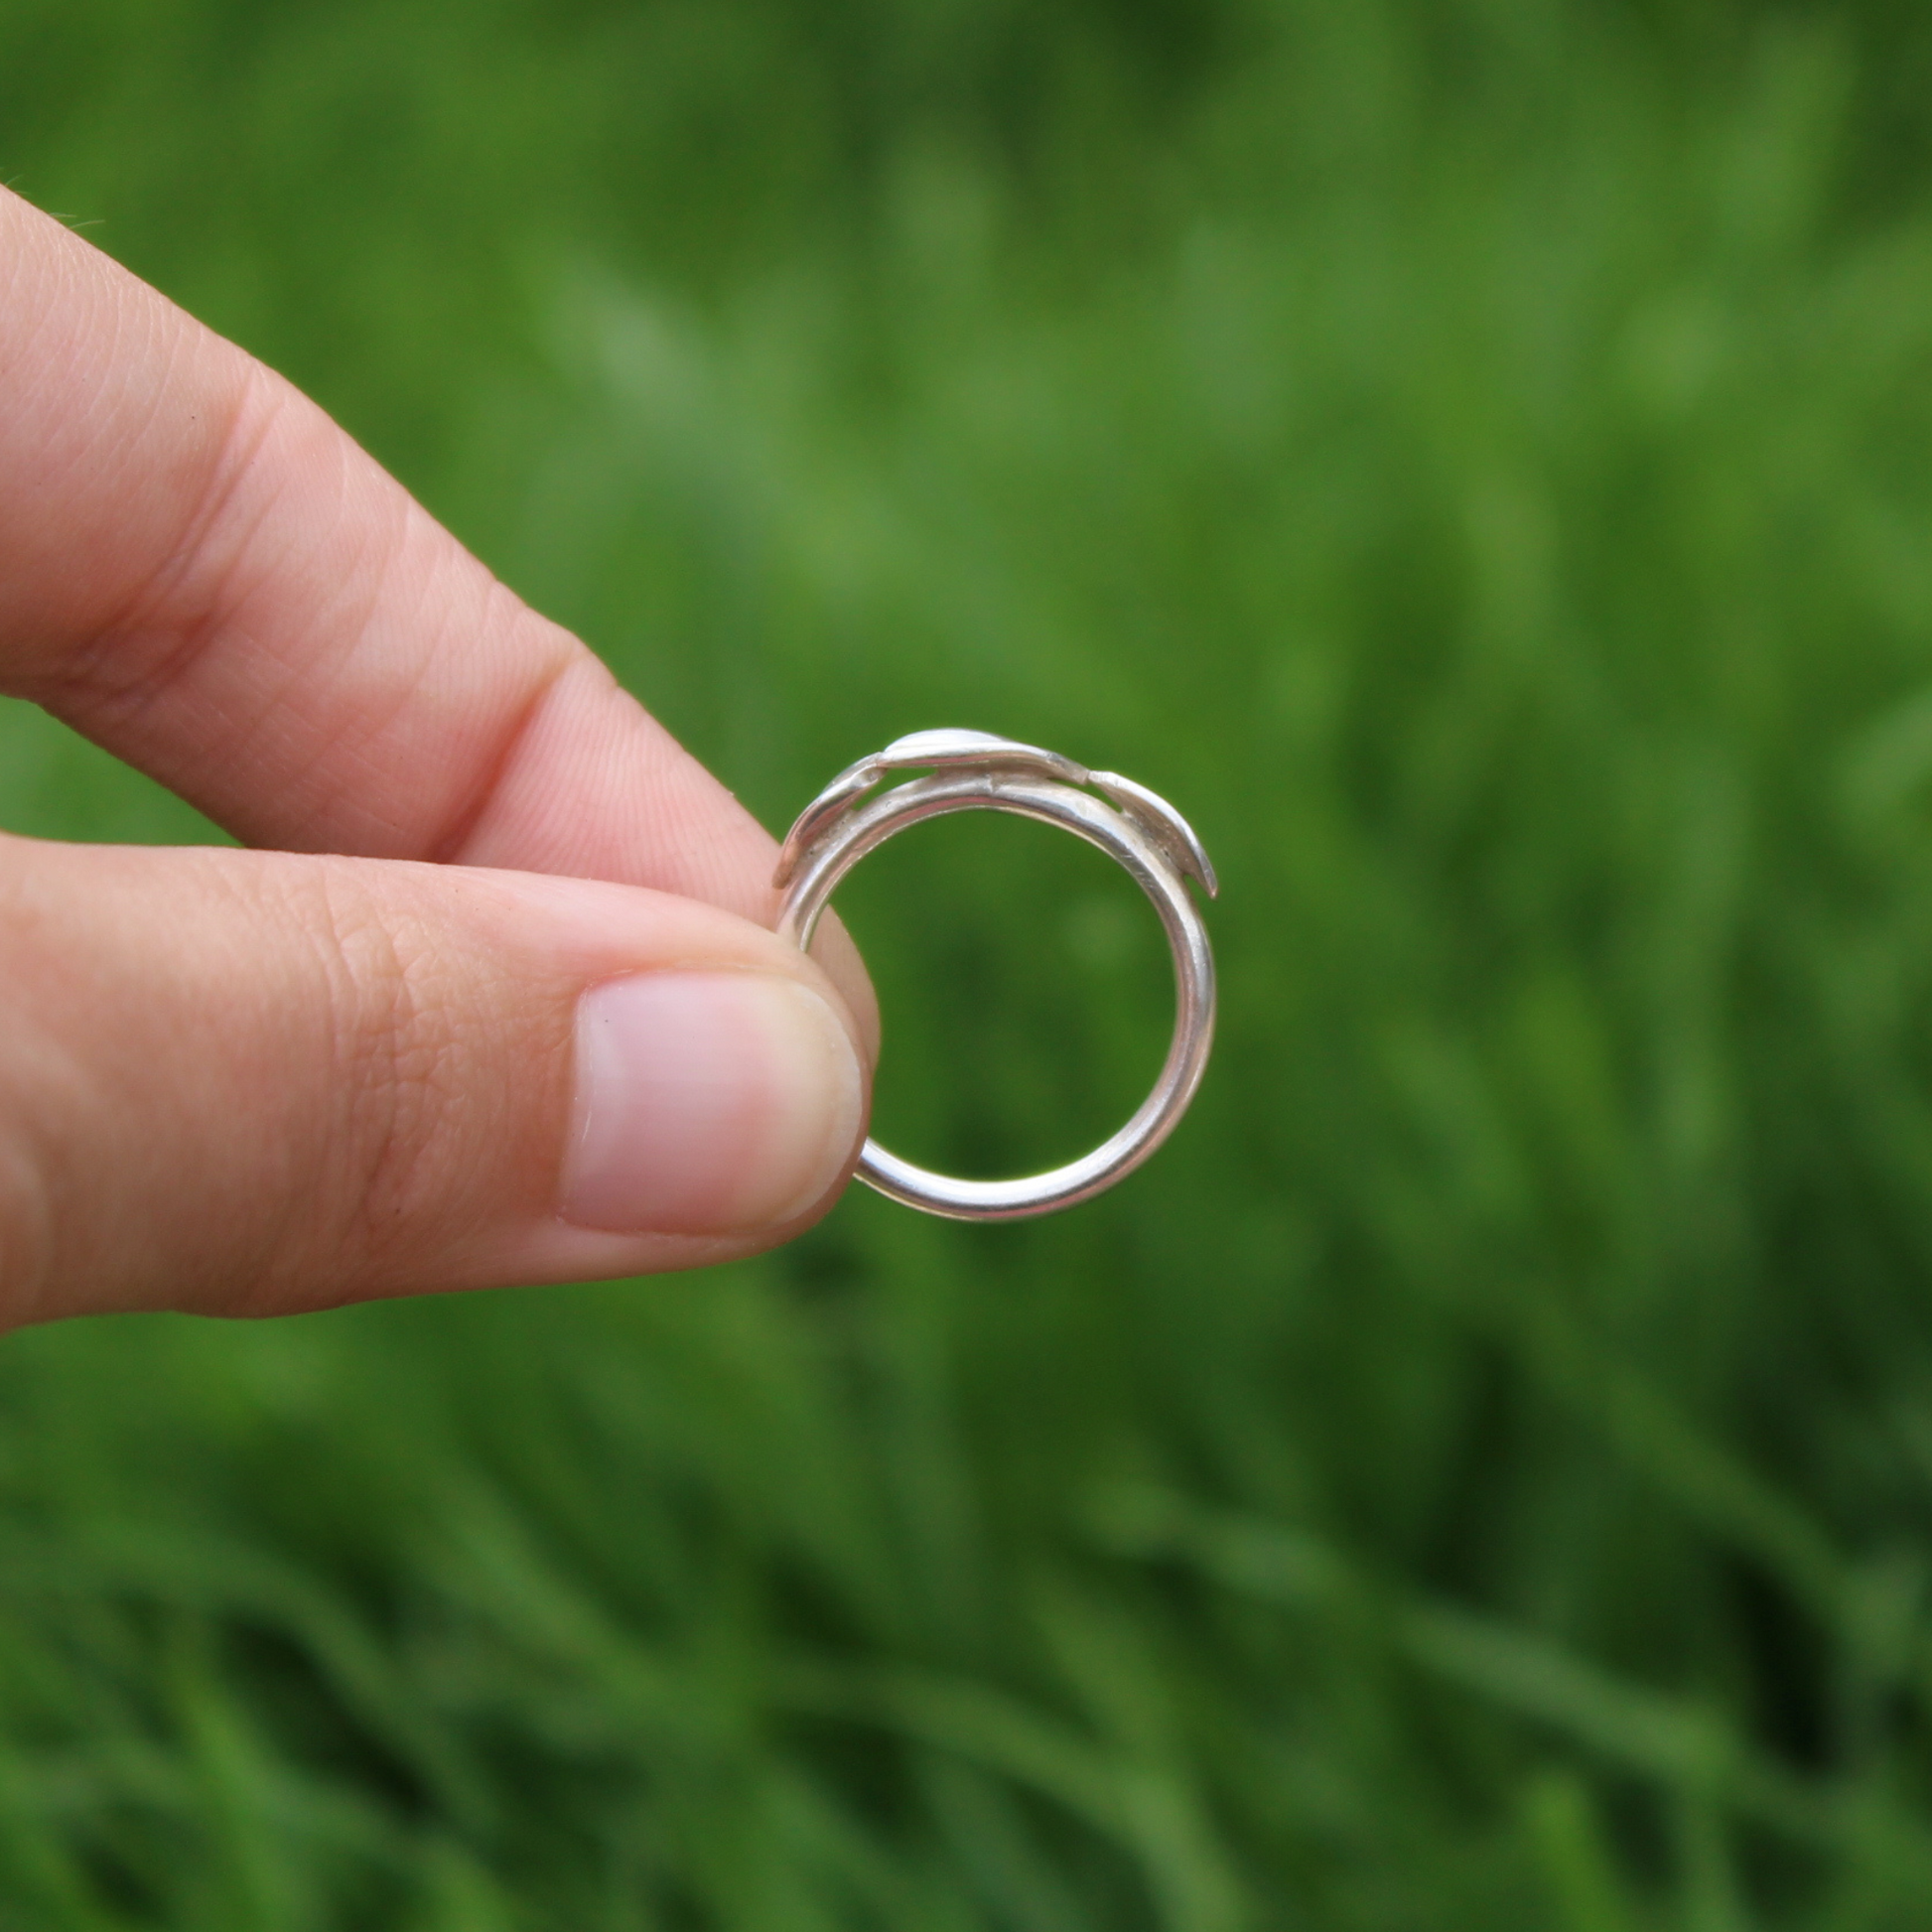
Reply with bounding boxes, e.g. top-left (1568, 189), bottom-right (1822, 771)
top-left (775, 730), bottom-right (1217, 1221)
